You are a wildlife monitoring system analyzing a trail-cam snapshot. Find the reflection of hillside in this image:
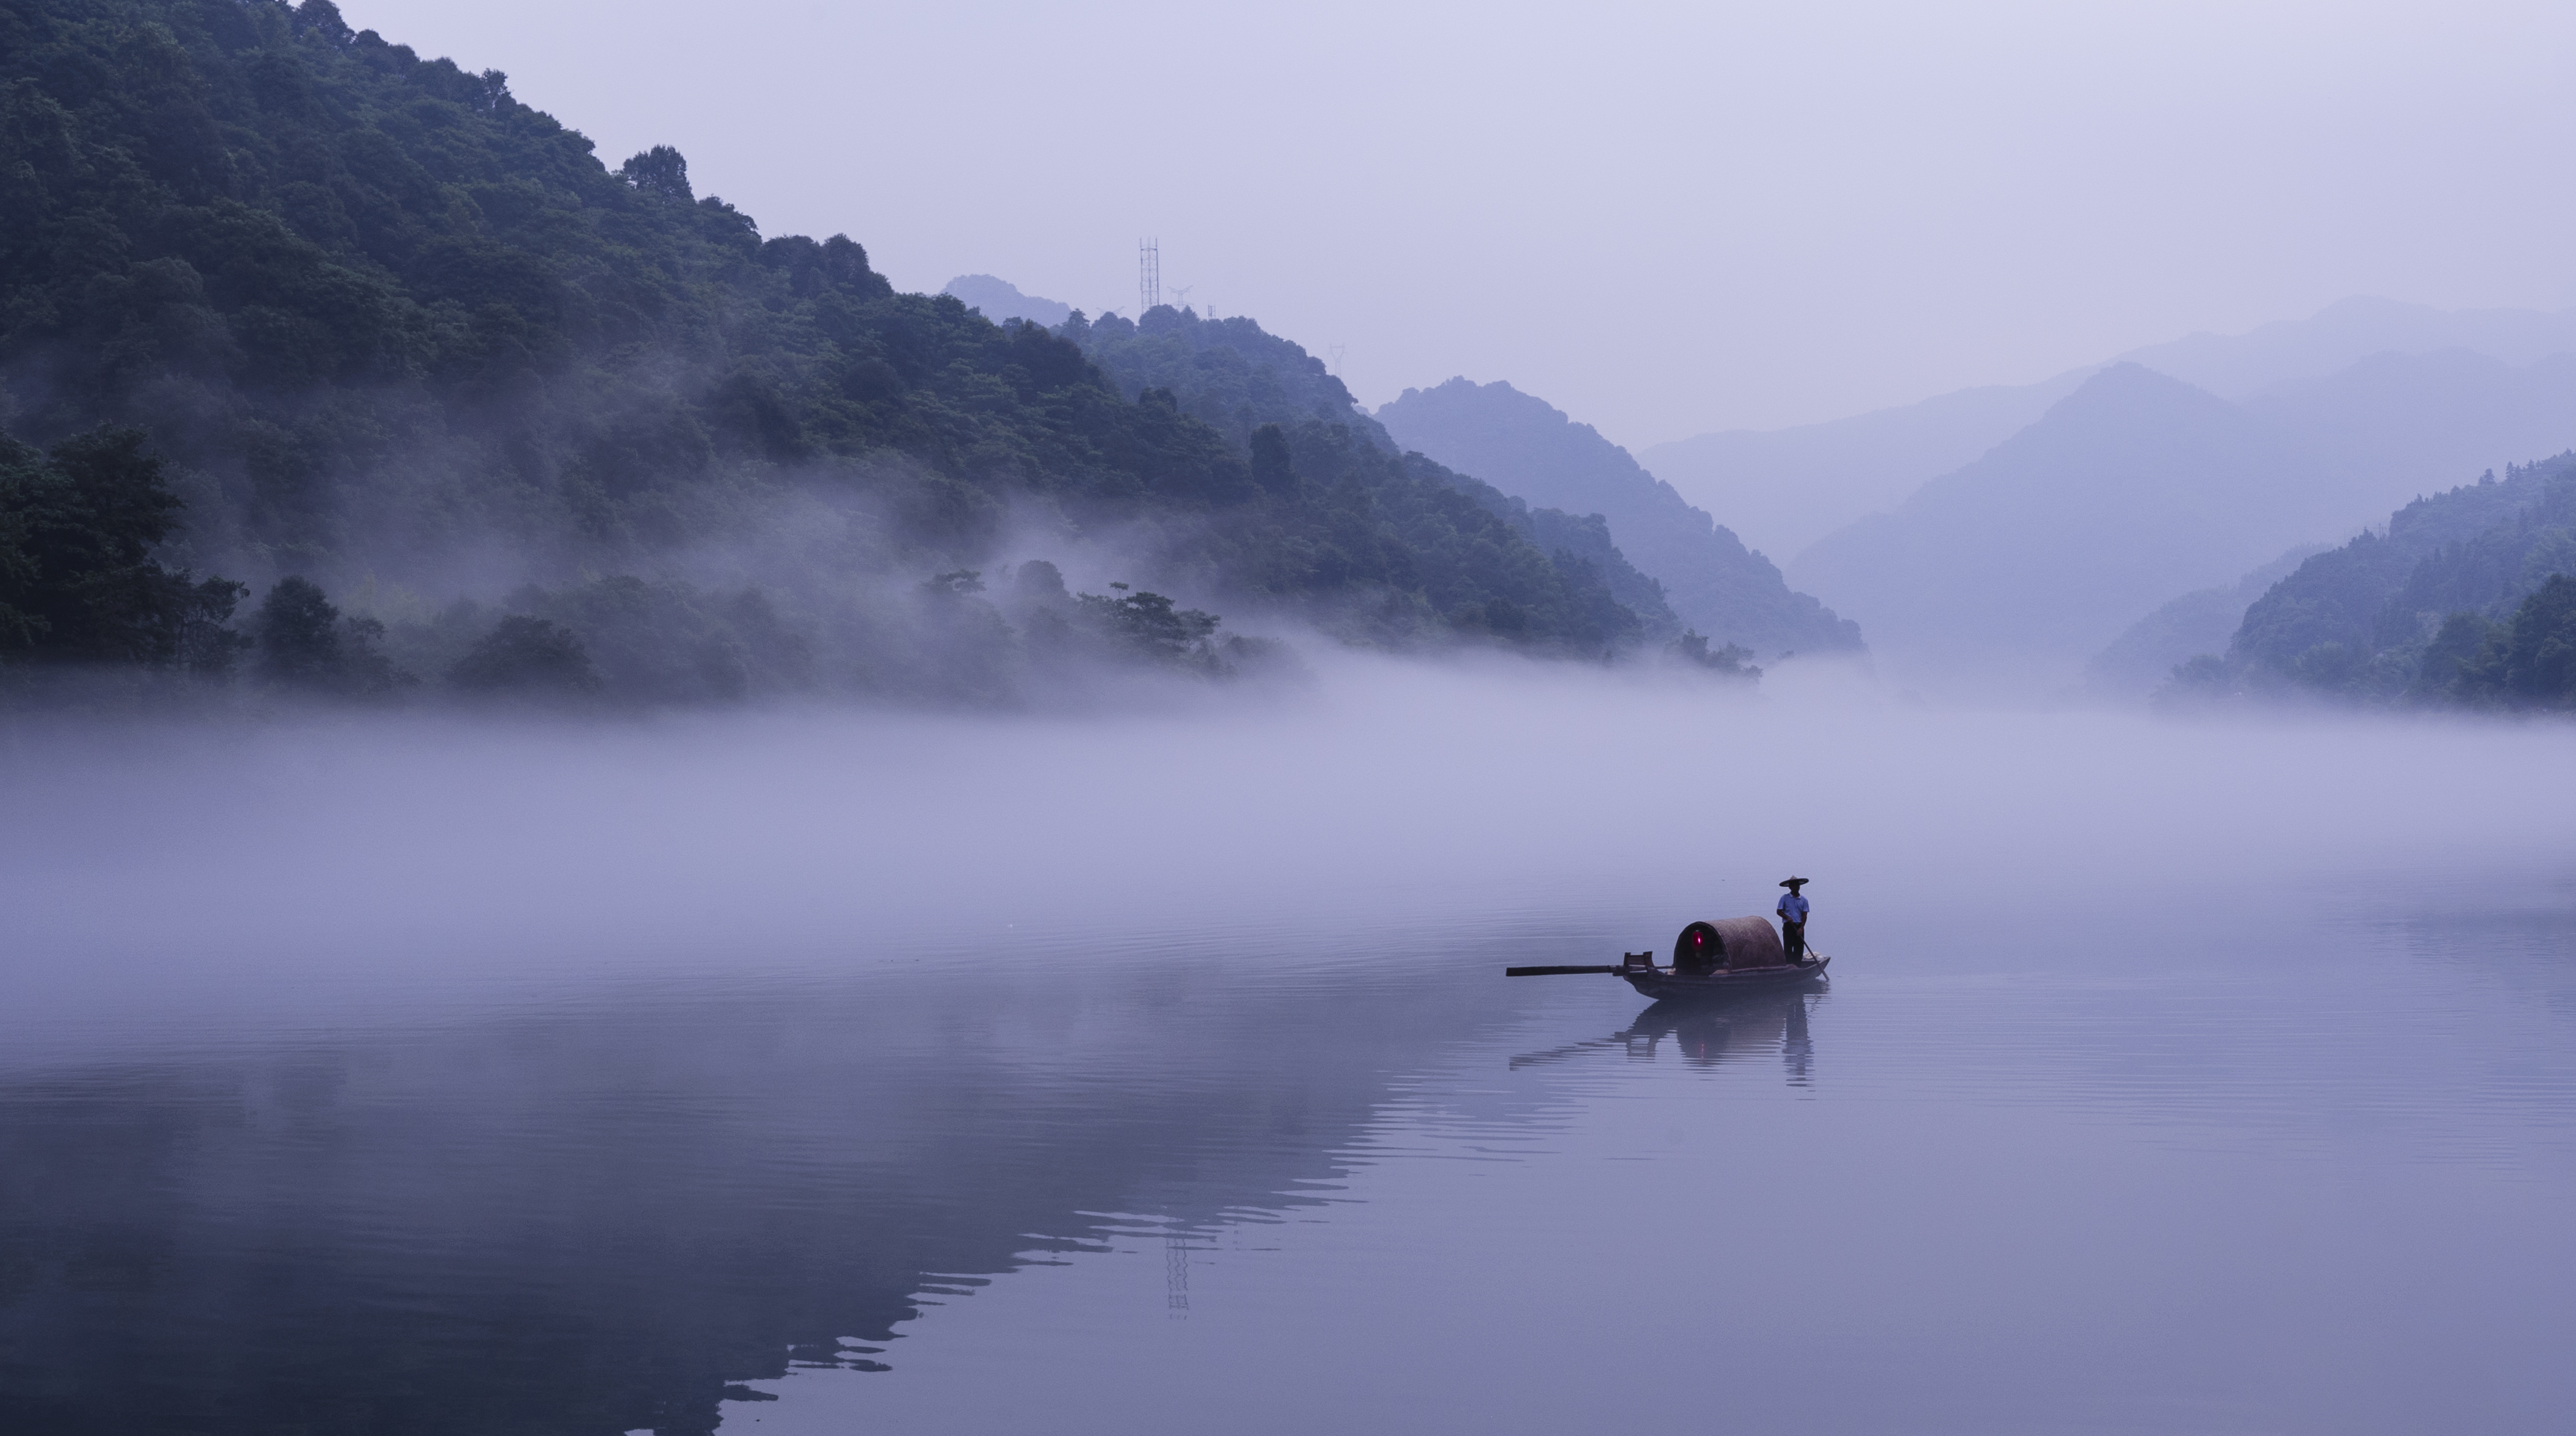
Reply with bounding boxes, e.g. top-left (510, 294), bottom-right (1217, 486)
top-left (1511, 986), bottom-right (1823, 1084)
top-left (0, 955), bottom-right (1526, 1436)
